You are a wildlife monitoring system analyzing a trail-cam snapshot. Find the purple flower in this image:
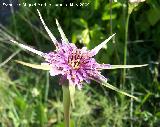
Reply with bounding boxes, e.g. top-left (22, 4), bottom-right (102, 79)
top-left (43, 40), bottom-right (112, 89)
top-left (11, 9), bottom-right (147, 99)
